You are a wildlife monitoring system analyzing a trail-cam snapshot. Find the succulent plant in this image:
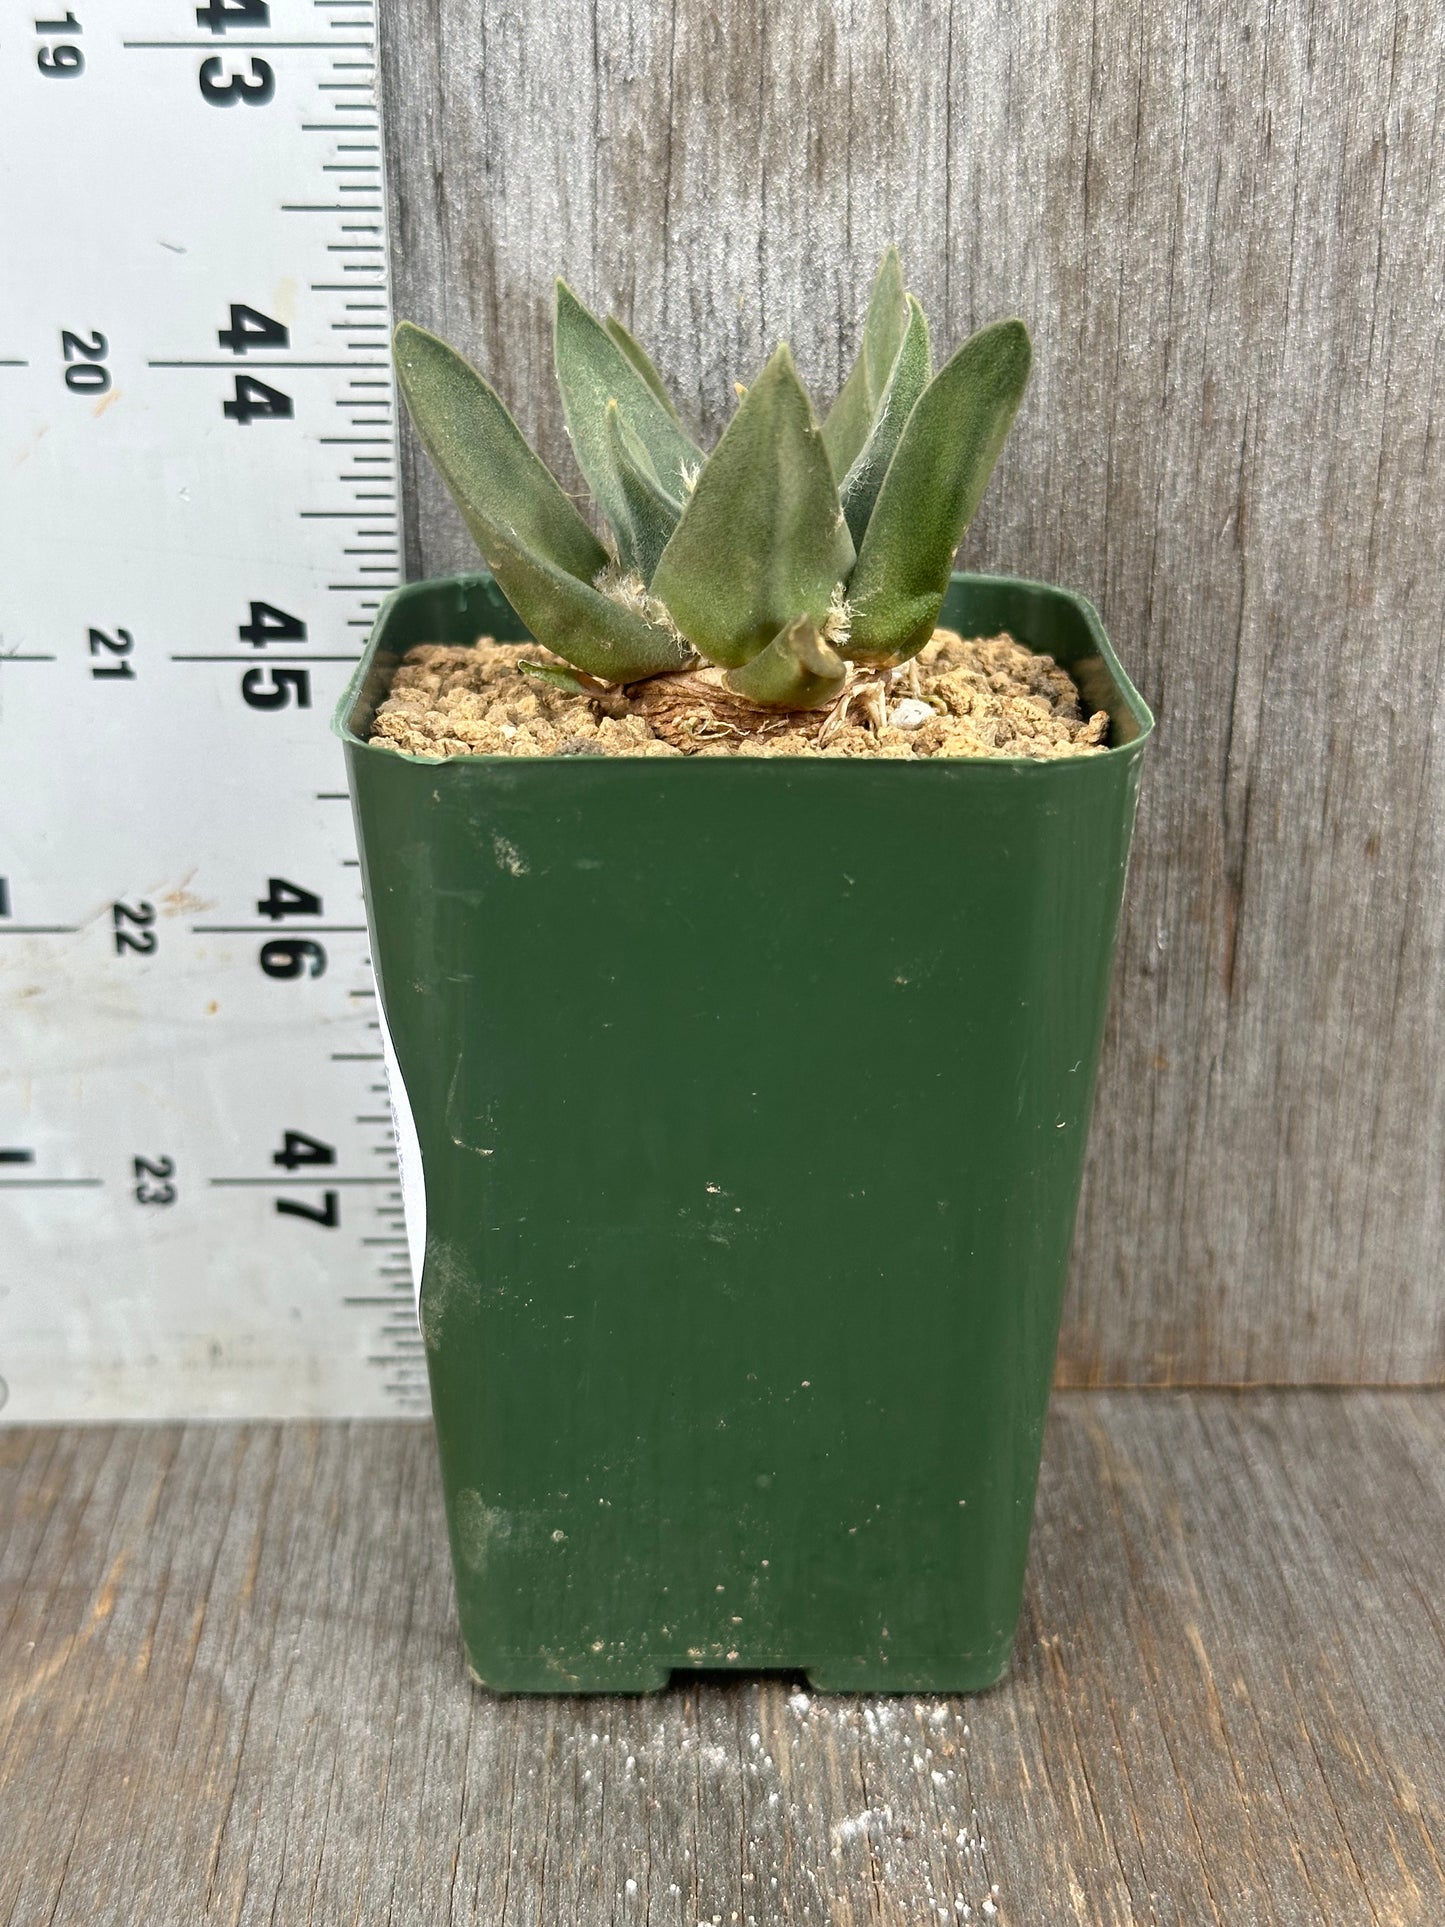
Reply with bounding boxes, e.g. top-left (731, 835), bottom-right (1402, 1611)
top-left (393, 249), bottom-right (1031, 711)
